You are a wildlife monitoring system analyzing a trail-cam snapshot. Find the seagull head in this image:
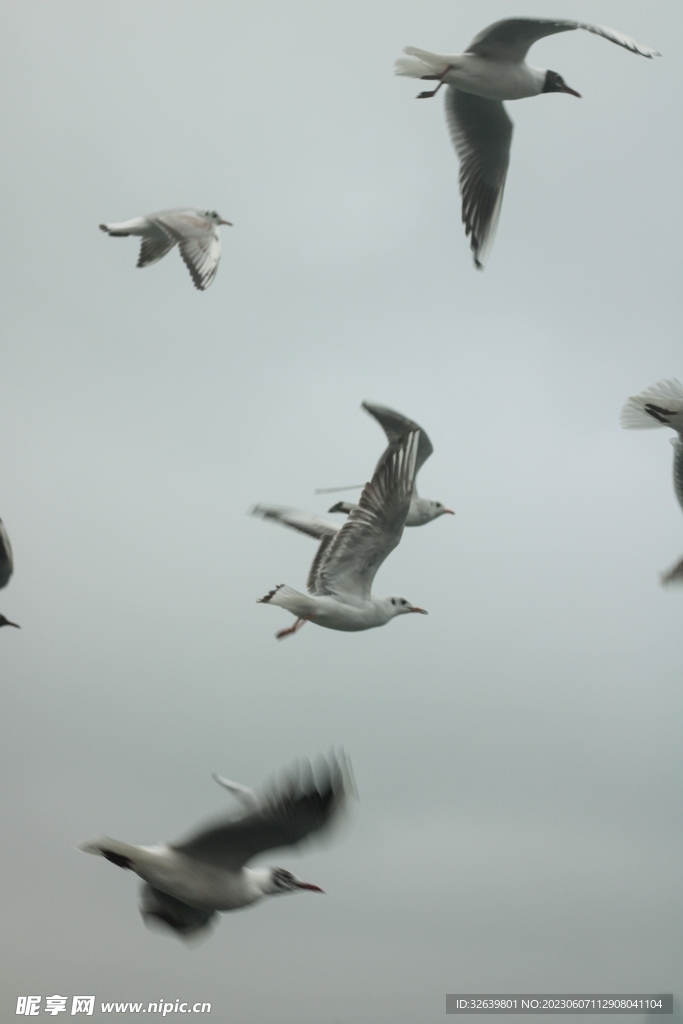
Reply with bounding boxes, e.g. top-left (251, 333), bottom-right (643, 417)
top-left (265, 867), bottom-right (324, 897)
top-left (387, 596), bottom-right (428, 618)
top-left (205, 210), bottom-right (233, 227)
top-left (422, 499), bottom-right (455, 522)
top-left (0, 614), bottom-right (20, 629)
top-left (542, 70), bottom-right (581, 98)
